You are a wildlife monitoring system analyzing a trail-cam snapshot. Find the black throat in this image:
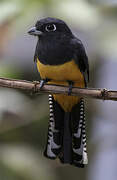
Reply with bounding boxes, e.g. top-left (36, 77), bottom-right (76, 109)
top-left (35, 33), bottom-right (74, 65)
